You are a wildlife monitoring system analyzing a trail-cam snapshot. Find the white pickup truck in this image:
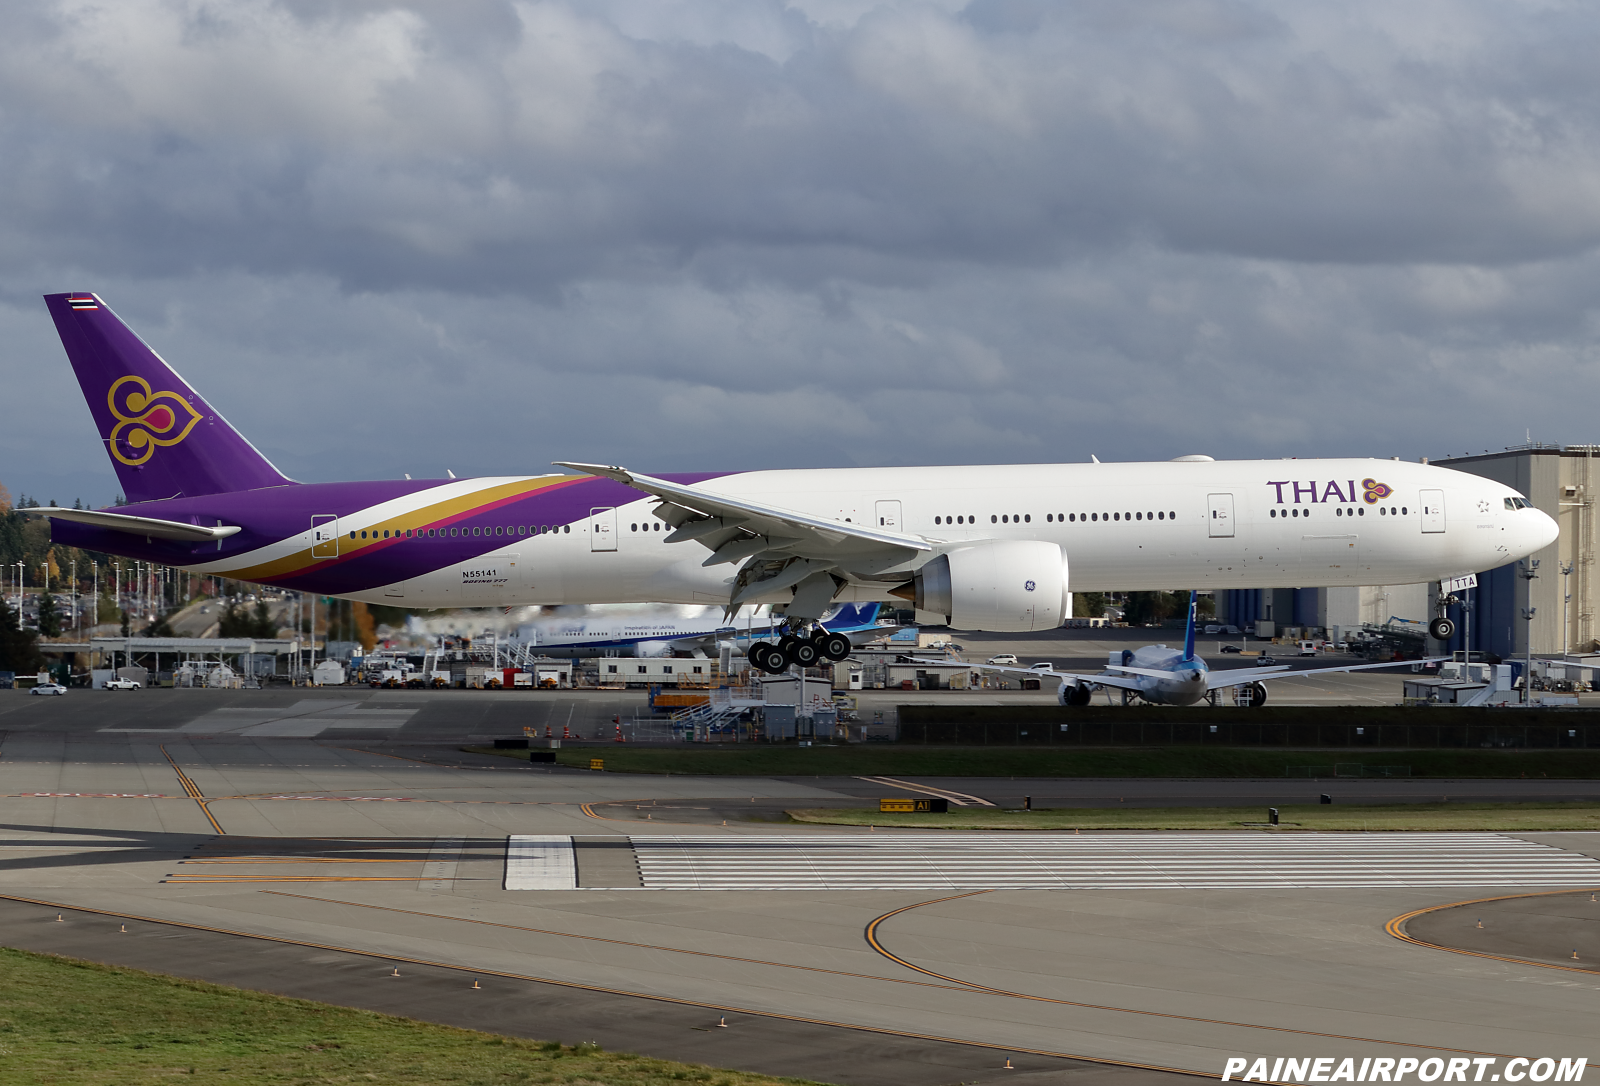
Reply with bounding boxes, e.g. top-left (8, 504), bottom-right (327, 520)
top-left (103, 677), bottom-right (142, 690)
